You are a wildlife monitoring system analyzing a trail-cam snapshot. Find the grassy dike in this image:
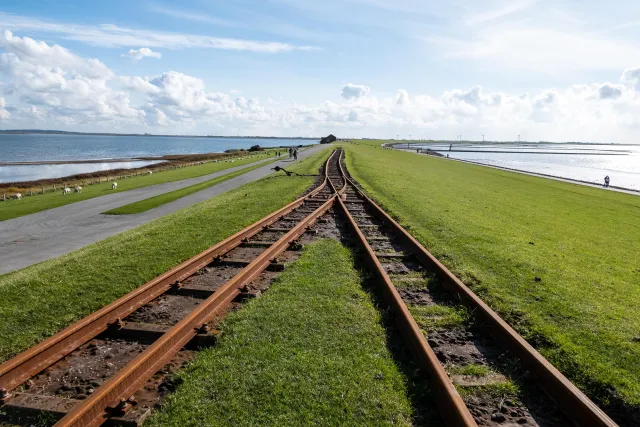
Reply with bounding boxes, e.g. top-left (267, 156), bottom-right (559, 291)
top-left (103, 161), bottom-right (269, 215)
top-left (0, 147), bottom-right (330, 361)
top-left (340, 142), bottom-right (640, 408)
top-left (0, 152), bottom-right (276, 221)
top-left (149, 239), bottom-right (414, 426)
